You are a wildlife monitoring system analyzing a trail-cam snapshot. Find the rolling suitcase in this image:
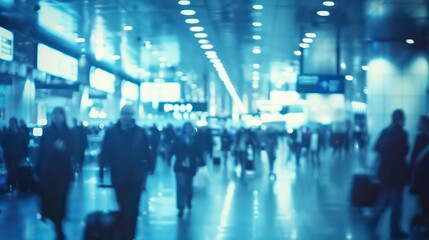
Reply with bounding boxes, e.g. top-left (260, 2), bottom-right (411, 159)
top-left (84, 211), bottom-right (120, 240)
top-left (350, 174), bottom-right (380, 207)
